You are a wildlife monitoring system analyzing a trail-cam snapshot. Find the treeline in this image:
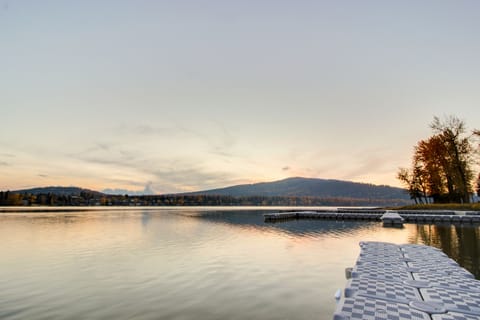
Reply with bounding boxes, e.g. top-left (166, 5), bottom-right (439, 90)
top-left (398, 116), bottom-right (480, 204)
top-left (0, 190), bottom-right (103, 206)
top-left (0, 191), bottom-right (409, 207)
